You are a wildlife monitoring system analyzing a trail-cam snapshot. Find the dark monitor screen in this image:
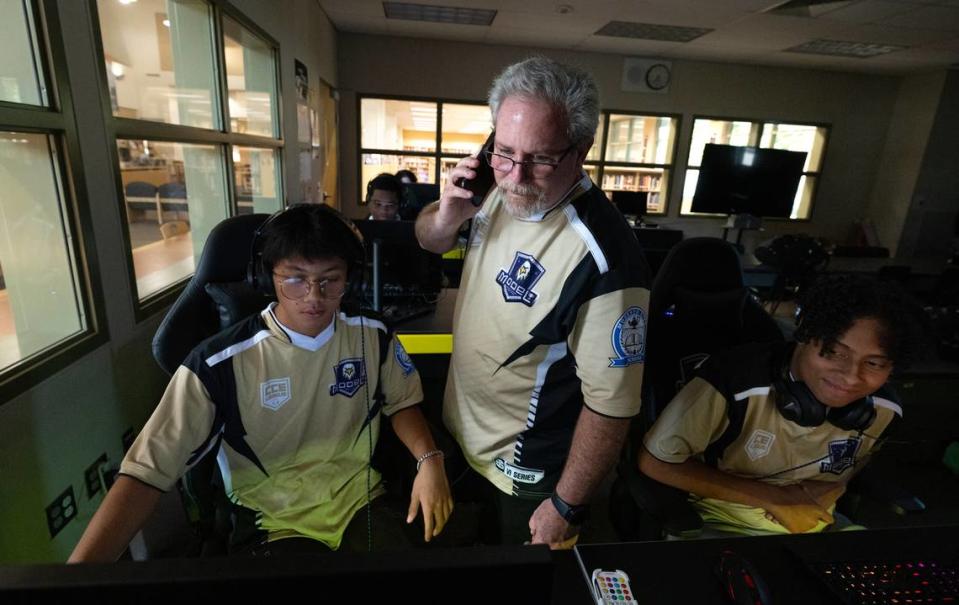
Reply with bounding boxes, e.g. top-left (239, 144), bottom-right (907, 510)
top-left (691, 144), bottom-right (806, 218)
top-left (399, 183), bottom-right (440, 220)
top-left (353, 220), bottom-right (443, 303)
top-left (407, 183), bottom-right (440, 205)
top-left (611, 190), bottom-right (648, 217)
